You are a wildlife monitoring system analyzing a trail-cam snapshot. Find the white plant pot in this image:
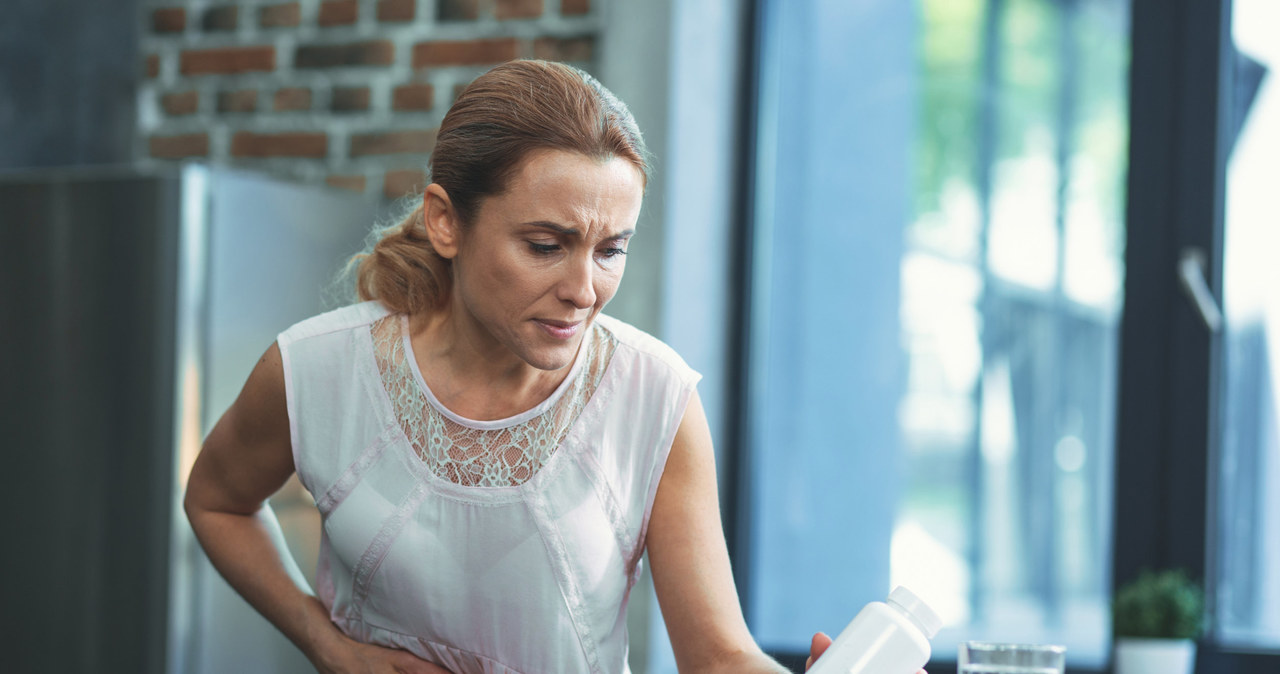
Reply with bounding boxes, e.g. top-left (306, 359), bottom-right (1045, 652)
top-left (1113, 637), bottom-right (1196, 674)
